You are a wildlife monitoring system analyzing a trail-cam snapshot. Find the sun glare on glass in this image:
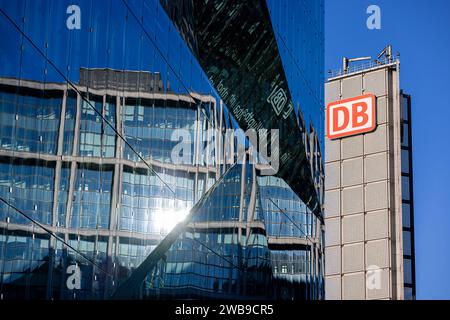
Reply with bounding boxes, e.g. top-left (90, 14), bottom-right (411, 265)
top-left (154, 208), bottom-right (189, 234)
